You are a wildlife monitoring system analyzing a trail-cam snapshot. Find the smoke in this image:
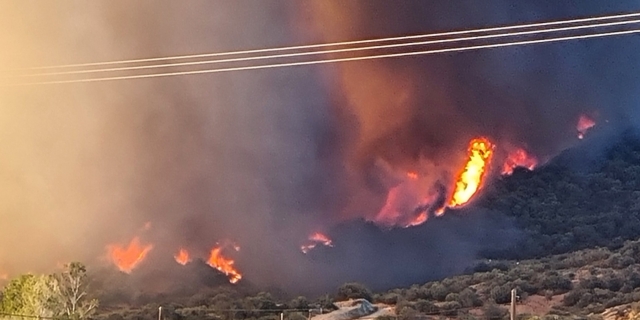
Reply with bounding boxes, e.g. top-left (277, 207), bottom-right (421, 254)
top-left (300, 0), bottom-right (640, 220)
top-left (0, 0), bottom-right (330, 282)
top-left (2, 0), bottom-right (640, 296)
